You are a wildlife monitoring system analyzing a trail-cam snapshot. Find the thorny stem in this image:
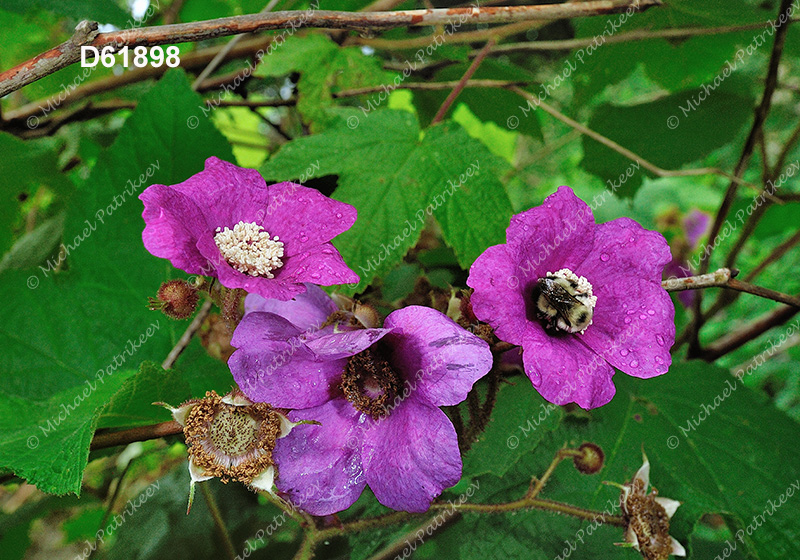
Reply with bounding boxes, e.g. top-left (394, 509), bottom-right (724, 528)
top-left (200, 483), bottom-right (238, 560)
top-left (292, 446), bottom-right (622, 560)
